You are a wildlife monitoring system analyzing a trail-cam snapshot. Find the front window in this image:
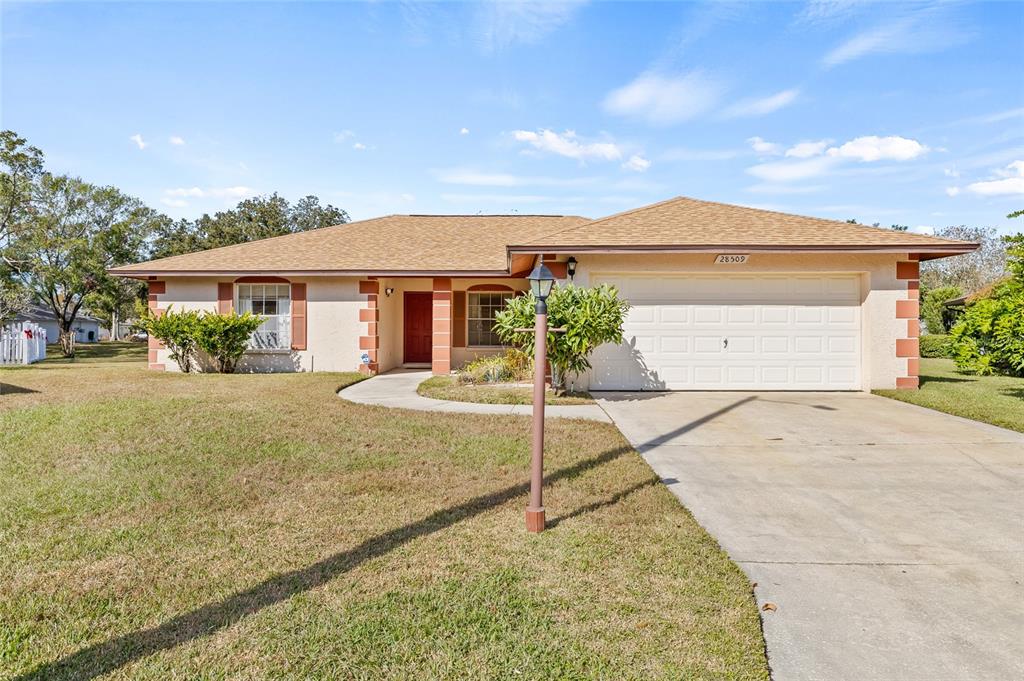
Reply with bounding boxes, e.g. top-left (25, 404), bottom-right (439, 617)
top-left (237, 283), bottom-right (290, 349)
top-left (468, 292), bottom-right (512, 346)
